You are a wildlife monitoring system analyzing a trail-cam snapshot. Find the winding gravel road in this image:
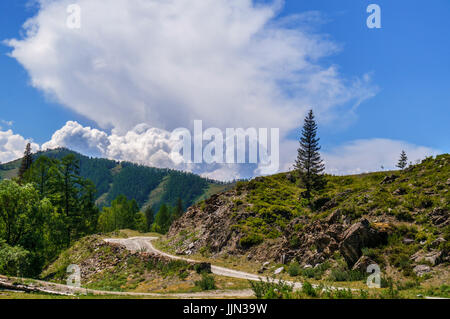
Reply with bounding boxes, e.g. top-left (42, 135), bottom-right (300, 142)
top-left (104, 237), bottom-right (304, 289)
